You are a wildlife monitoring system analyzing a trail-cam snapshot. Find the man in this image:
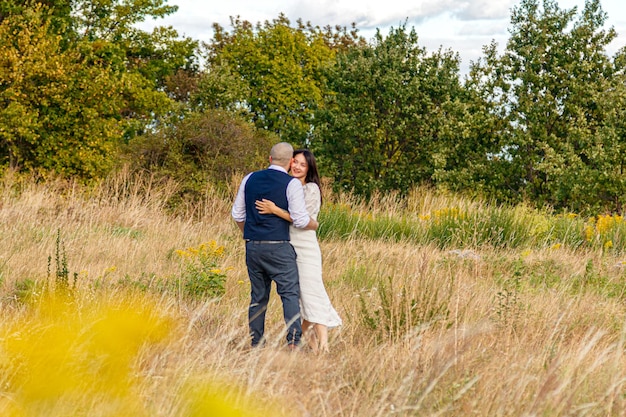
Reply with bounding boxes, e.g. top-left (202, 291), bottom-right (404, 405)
top-left (232, 142), bottom-right (318, 348)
